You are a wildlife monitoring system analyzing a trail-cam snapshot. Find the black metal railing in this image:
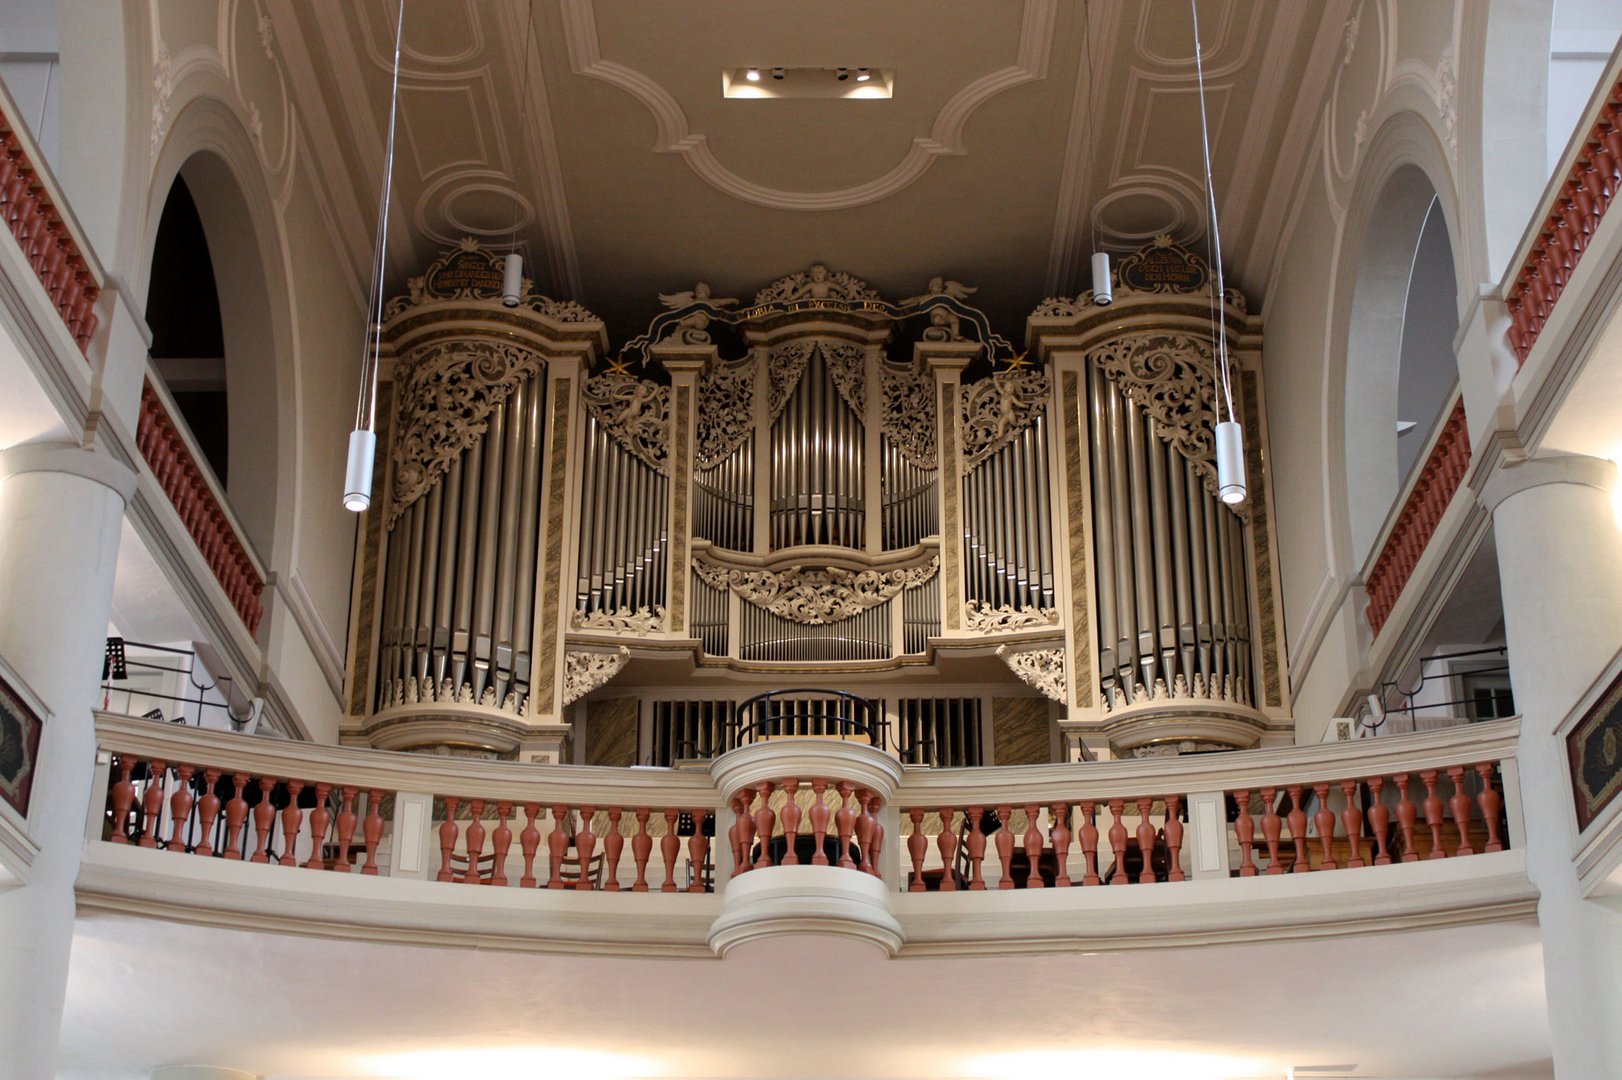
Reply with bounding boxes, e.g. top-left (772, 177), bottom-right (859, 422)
top-left (732, 688), bottom-right (885, 748)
